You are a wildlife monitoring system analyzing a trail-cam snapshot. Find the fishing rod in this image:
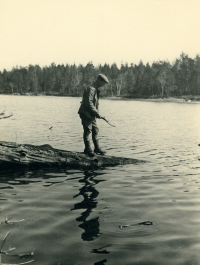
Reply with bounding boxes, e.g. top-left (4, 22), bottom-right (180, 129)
top-left (101, 116), bottom-right (115, 127)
